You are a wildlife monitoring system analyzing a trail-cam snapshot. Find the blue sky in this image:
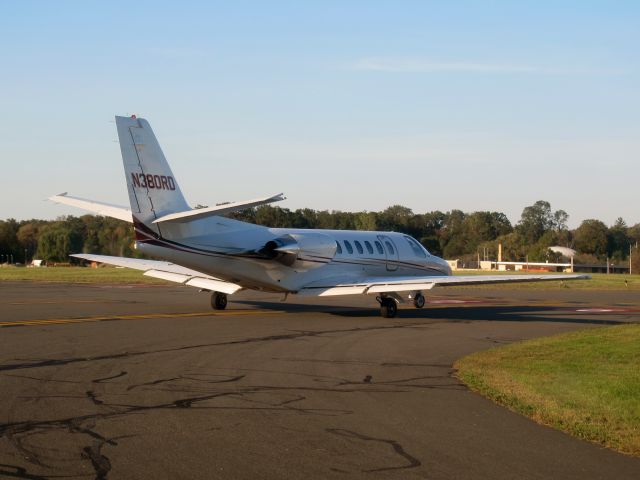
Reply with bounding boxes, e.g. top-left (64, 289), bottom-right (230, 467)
top-left (1, 1), bottom-right (638, 228)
